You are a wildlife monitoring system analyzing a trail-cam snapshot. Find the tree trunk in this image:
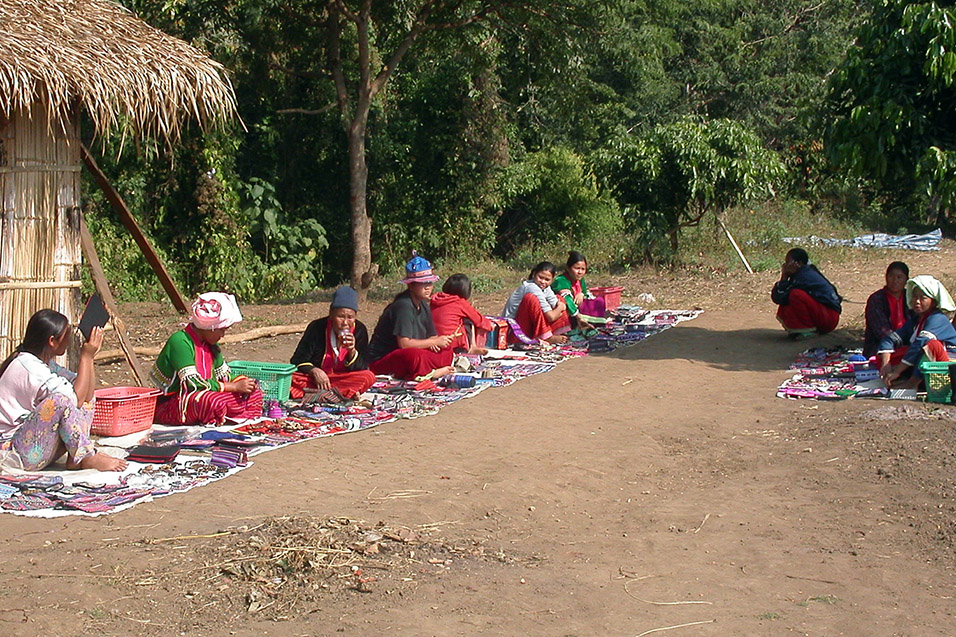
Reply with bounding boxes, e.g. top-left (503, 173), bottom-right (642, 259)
top-left (668, 227), bottom-right (679, 254)
top-left (347, 119), bottom-right (375, 303)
